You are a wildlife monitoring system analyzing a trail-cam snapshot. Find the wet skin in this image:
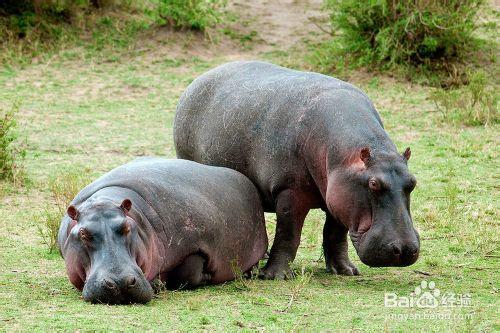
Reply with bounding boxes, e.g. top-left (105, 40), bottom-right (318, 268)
top-left (174, 61), bottom-right (420, 279)
top-left (58, 158), bottom-right (268, 303)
